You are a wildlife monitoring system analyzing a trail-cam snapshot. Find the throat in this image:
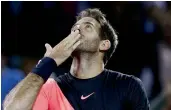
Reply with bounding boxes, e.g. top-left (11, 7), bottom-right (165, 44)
top-left (70, 53), bottom-right (104, 79)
